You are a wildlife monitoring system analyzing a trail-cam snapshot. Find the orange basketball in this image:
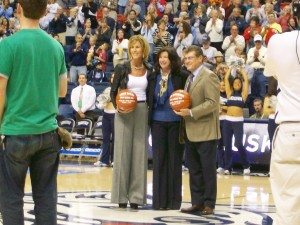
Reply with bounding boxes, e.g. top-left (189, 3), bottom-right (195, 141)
top-left (169, 90), bottom-right (191, 112)
top-left (116, 89), bottom-right (137, 112)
